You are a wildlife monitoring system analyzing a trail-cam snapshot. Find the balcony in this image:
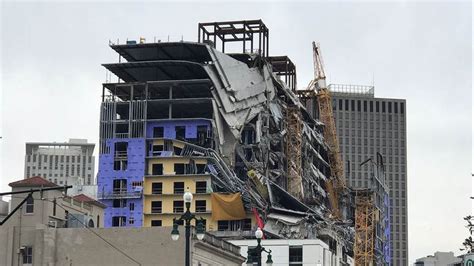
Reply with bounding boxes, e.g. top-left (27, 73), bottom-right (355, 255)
top-left (98, 190), bottom-right (142, 200)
